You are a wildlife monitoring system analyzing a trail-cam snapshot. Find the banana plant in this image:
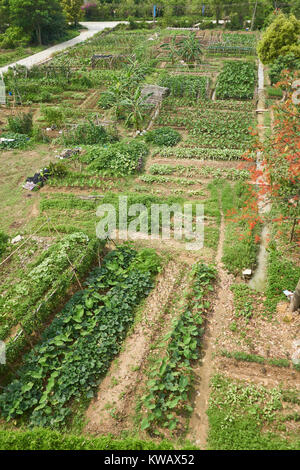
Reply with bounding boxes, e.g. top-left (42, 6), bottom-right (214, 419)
top-left (120, 87), bottom-right (153, 130)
